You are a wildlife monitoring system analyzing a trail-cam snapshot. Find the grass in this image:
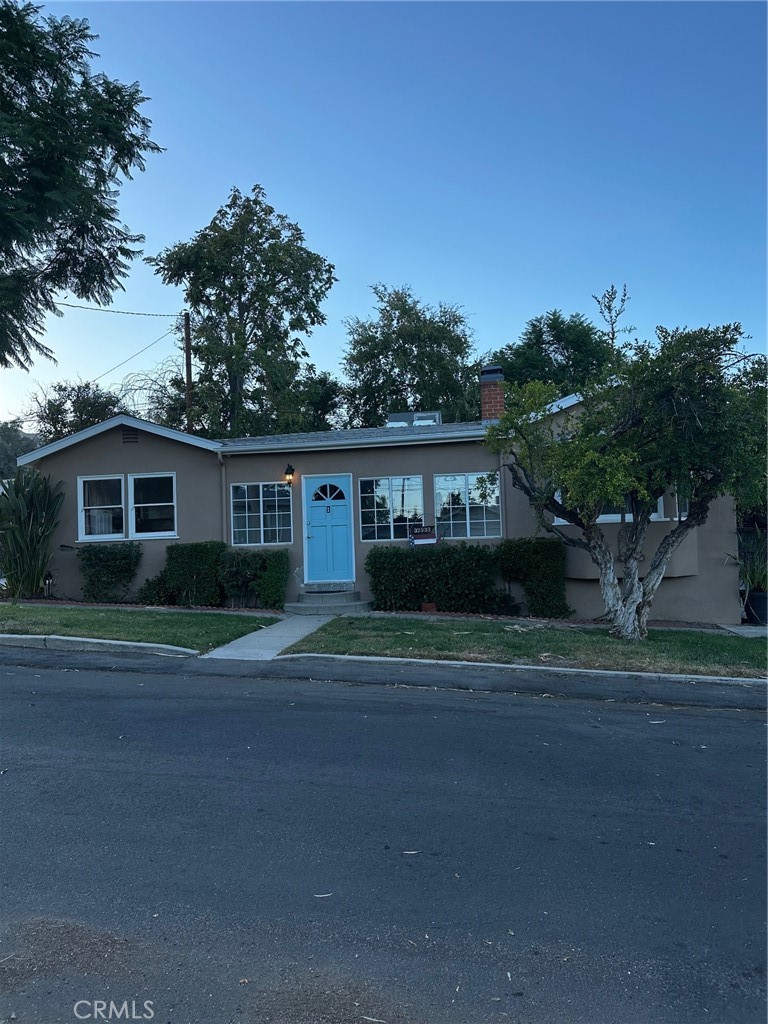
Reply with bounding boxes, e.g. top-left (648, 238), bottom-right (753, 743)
top-left (284, 616), bottom-right (767, 678)
top-left (0, 603), bottom-right (279, 653)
